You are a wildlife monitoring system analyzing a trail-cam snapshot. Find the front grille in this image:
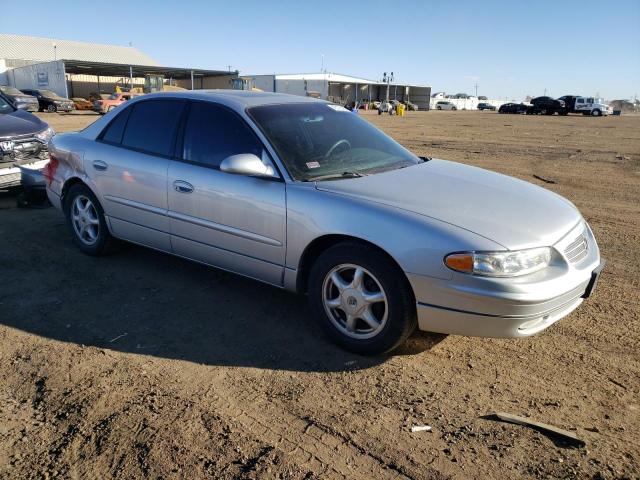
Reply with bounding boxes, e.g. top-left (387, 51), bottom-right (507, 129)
top-left (0, 134), bottom-right (48, 163)
top-left (564, 232), bottom-right (588, 264)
